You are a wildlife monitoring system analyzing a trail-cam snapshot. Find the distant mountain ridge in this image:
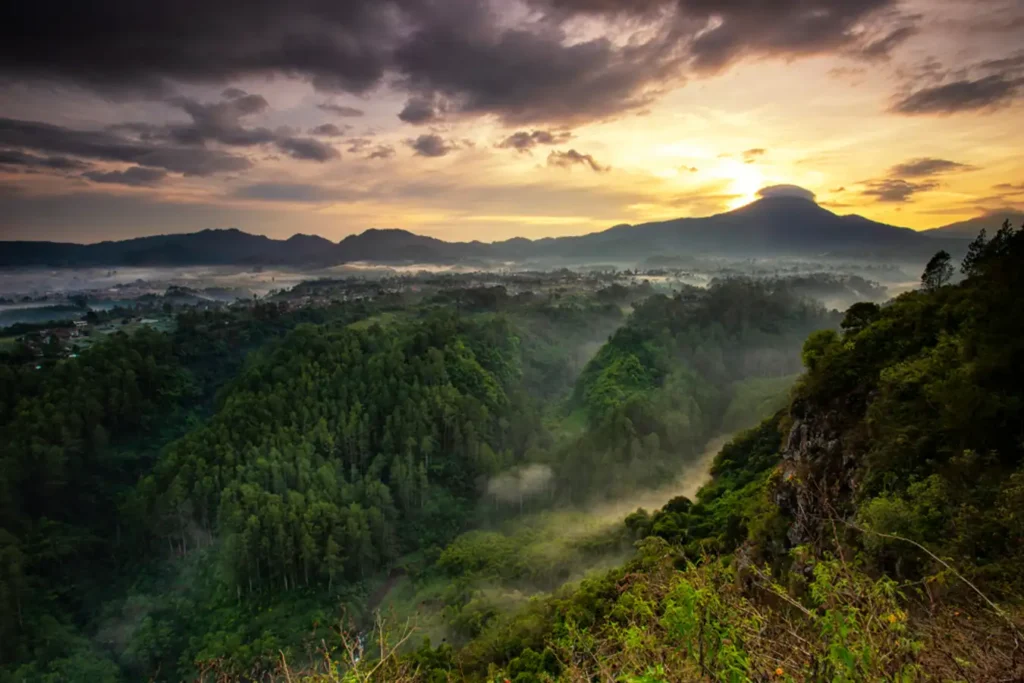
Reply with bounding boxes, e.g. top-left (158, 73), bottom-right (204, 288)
top-left (0, 197), bottom-right (980, 267)
top-left (921, 209), bottom-right (1024, 239)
